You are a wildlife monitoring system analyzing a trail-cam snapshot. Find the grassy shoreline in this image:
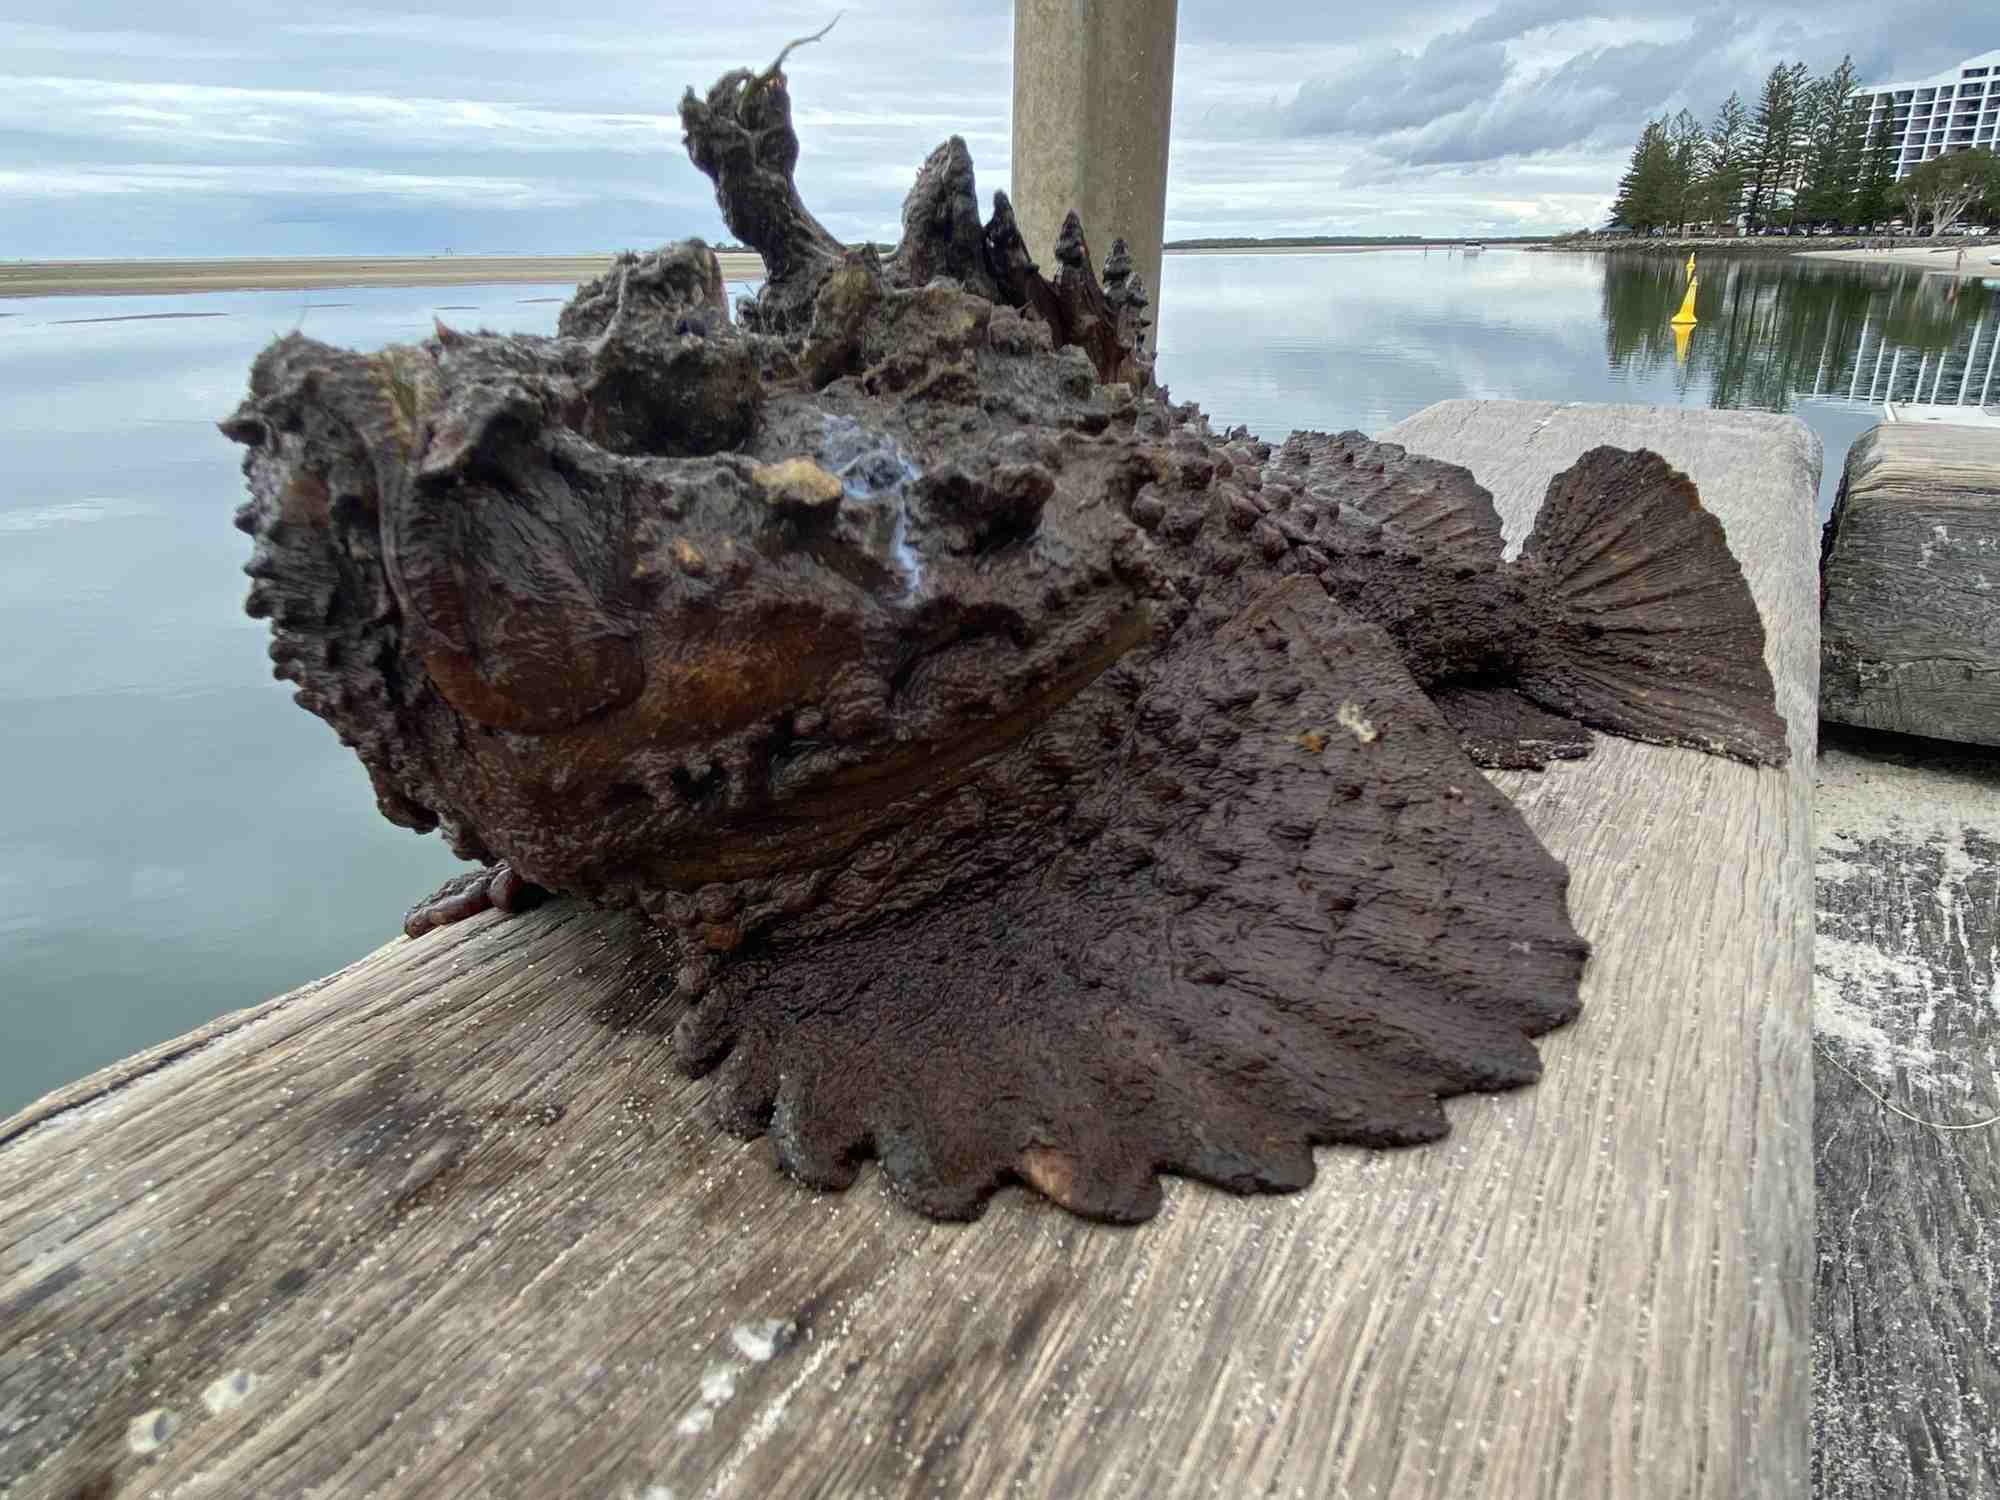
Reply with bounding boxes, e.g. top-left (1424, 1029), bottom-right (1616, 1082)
top-left (1532, 235), bottom-right (1878, 255)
